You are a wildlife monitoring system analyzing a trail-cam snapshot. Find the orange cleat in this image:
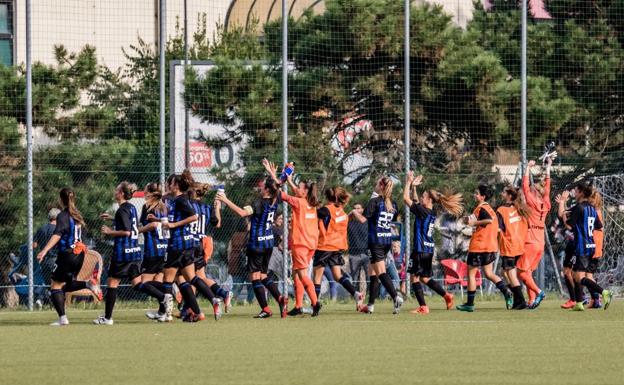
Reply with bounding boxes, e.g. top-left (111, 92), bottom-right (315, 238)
top-left (410, 305), bottom-right (430, 315)
top-left (443, 293), bottom-right (454, 310)
top-left (560, 299), bottom-right (576, 309)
